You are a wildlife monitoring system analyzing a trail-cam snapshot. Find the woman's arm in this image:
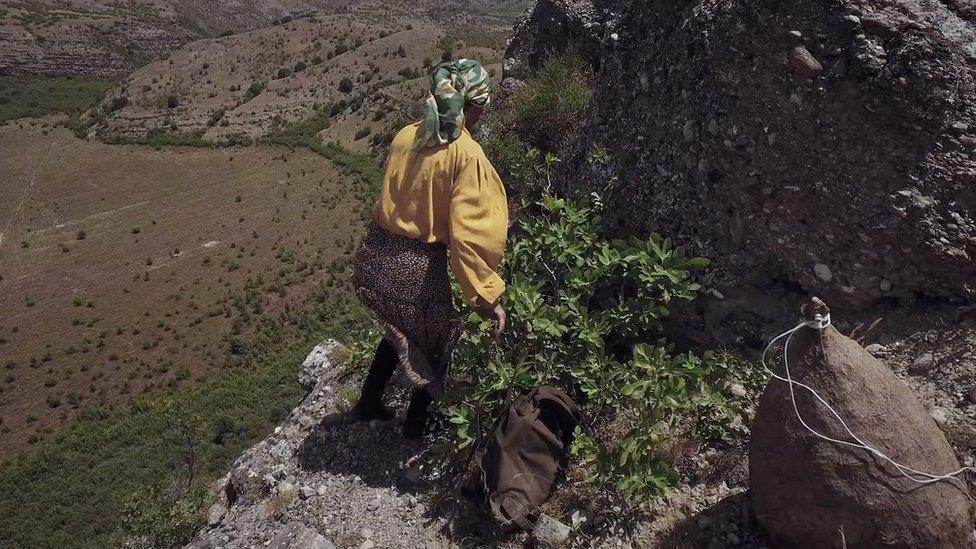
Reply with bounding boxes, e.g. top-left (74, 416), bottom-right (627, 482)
top-left (449, 153), bottom-right (509, 336)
